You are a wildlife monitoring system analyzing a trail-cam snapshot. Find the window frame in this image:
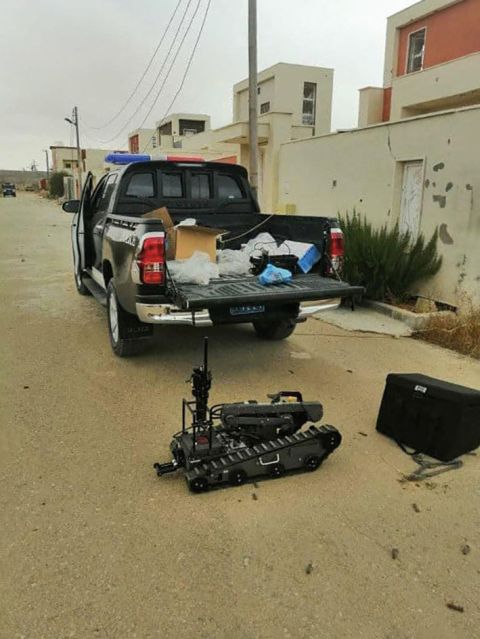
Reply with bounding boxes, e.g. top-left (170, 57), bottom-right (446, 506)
top-left (260, 101), bottom-right (270, 114)
top-left (215, 172), bottom-right (245, 201)
top-left (302, 81), bottom-right (317, 126)
top-left (124, 171), bottom-right (156, 199)
top-left (160, 171), bottom-right (185, 199)
top-left (406, 27), bottom-right (426, 74)
top-left (189, 171), bottom-right (212, 200)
